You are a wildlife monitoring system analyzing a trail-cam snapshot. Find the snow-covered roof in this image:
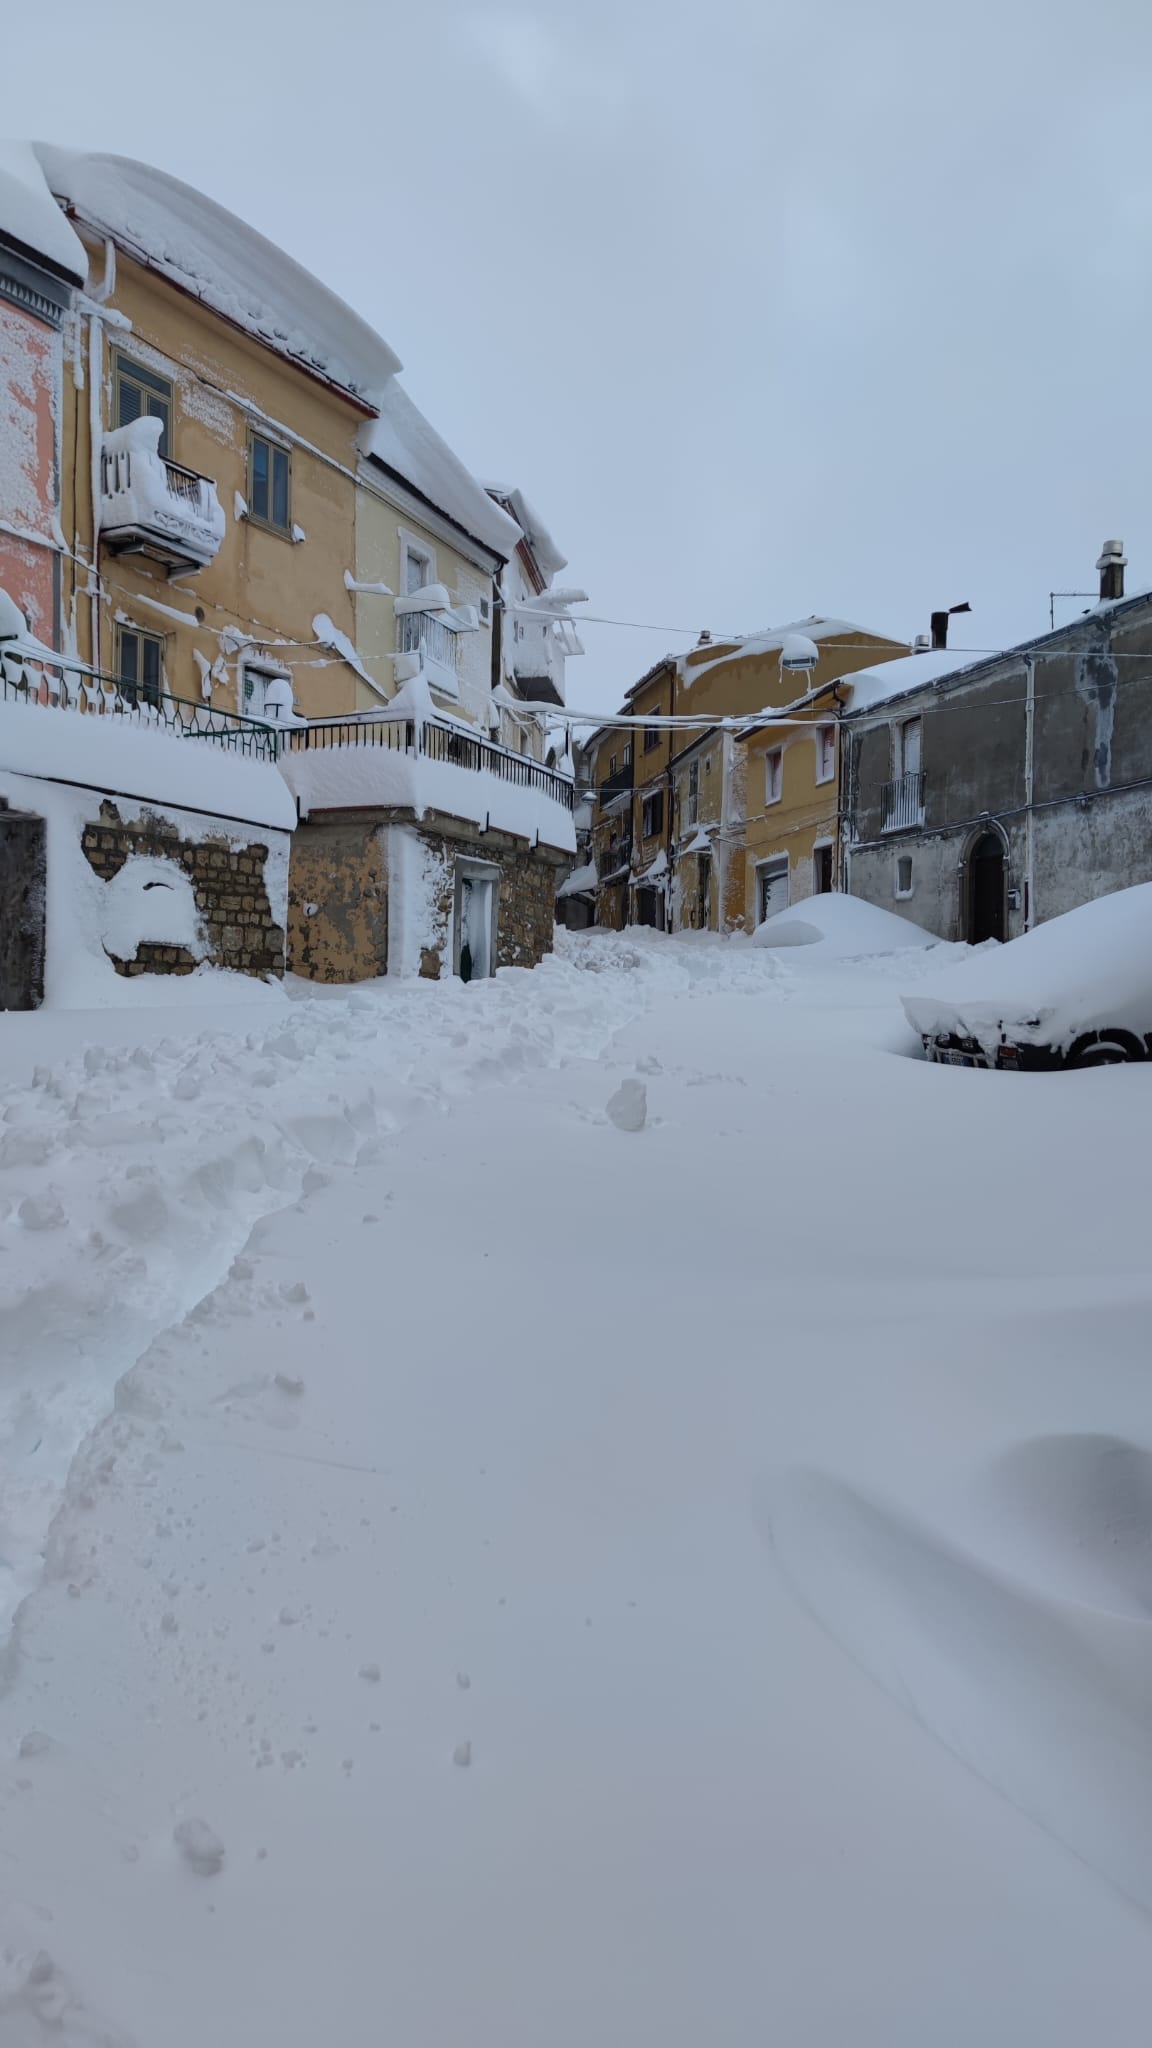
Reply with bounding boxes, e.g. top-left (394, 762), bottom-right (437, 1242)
top-left (556, 859), bottom-right (597, 899)
top-left (483, 484), bottom-right (567, 578)
top-left (682, 616), bottom-right (897, 686)
top-left (0, 141), bottom-right (86, 282)
top-left (32, 144), bottom-right (401, 401)
top-left (840, 648), bottom-right (980, 714)
top-left (360, 386), bottom-right (521, 559)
